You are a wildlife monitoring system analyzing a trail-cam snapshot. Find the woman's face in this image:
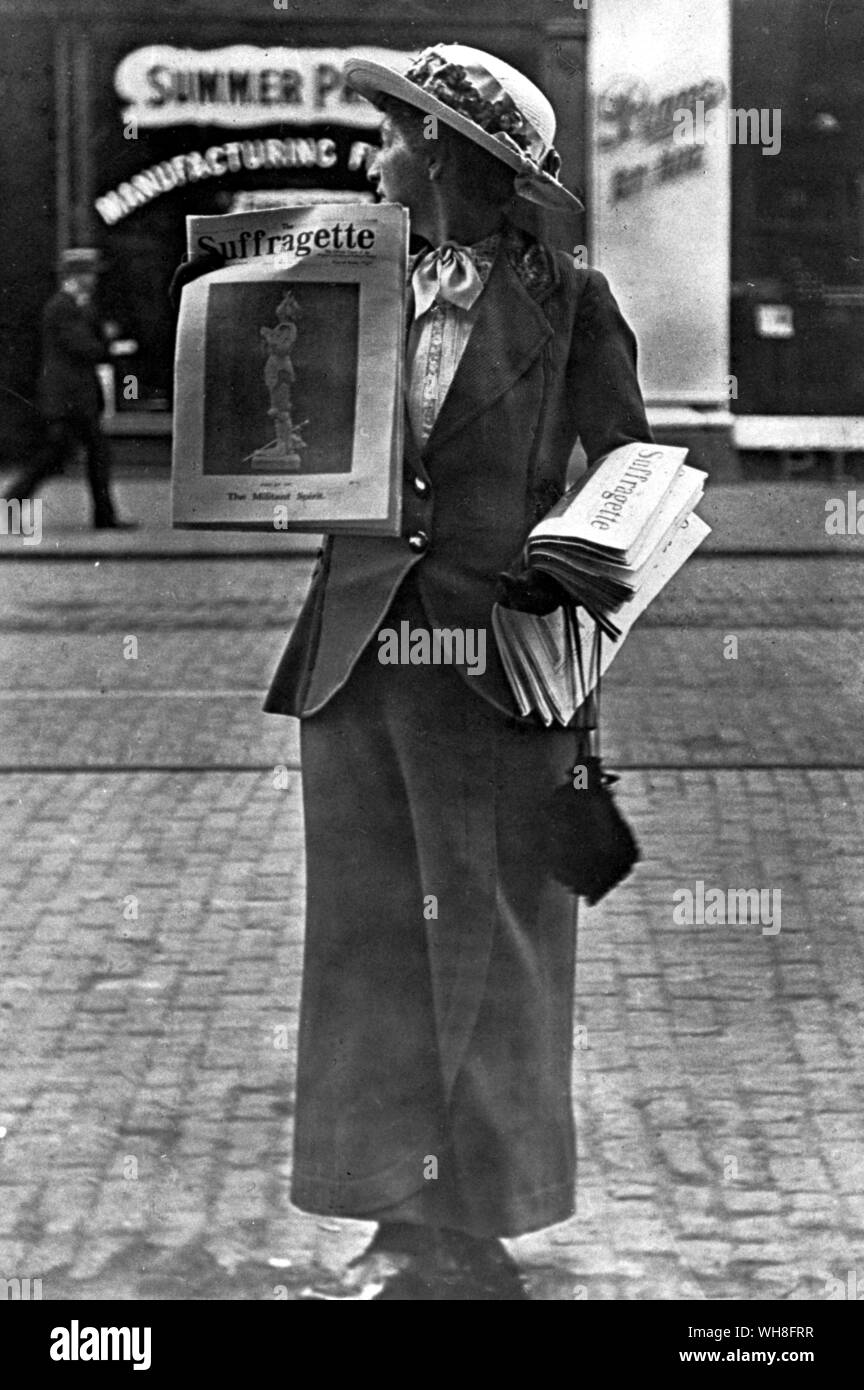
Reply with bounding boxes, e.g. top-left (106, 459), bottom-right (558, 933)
top-left (366, 113), bottom-right (431, 212)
